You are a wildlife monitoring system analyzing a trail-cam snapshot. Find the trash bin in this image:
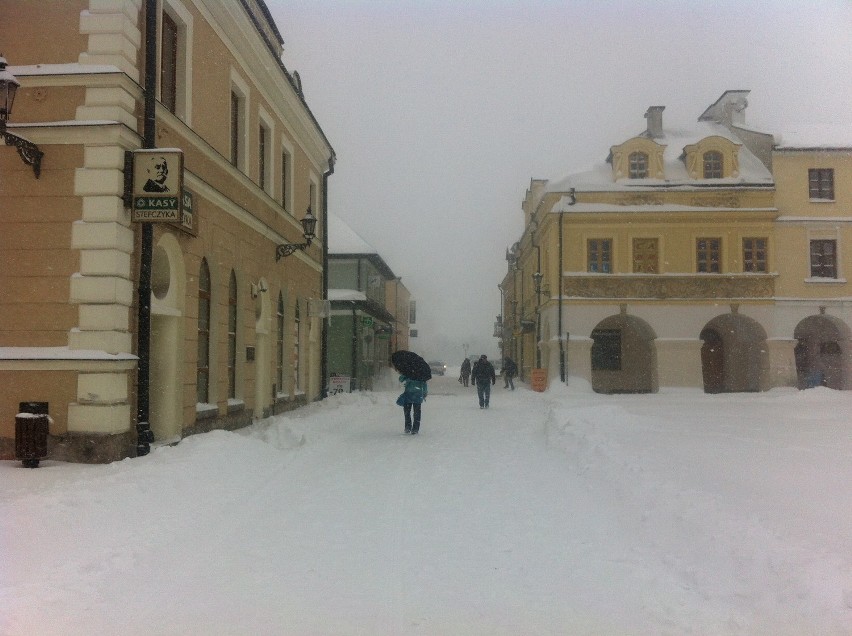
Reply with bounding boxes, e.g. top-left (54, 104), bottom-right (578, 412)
top-left (16, 401), bottom-right (49, 468)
